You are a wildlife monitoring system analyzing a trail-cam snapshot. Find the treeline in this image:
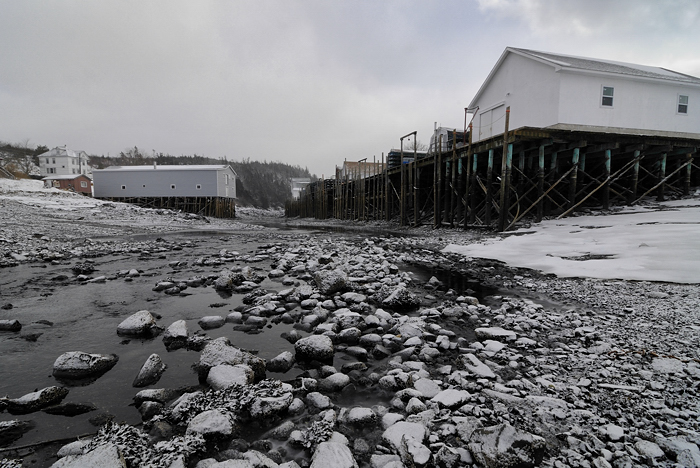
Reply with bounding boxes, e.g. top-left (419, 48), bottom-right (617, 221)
top-left (89, 147), bottom-right (315, 208)
top-left (0, 141), bottom-right (48, 177)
